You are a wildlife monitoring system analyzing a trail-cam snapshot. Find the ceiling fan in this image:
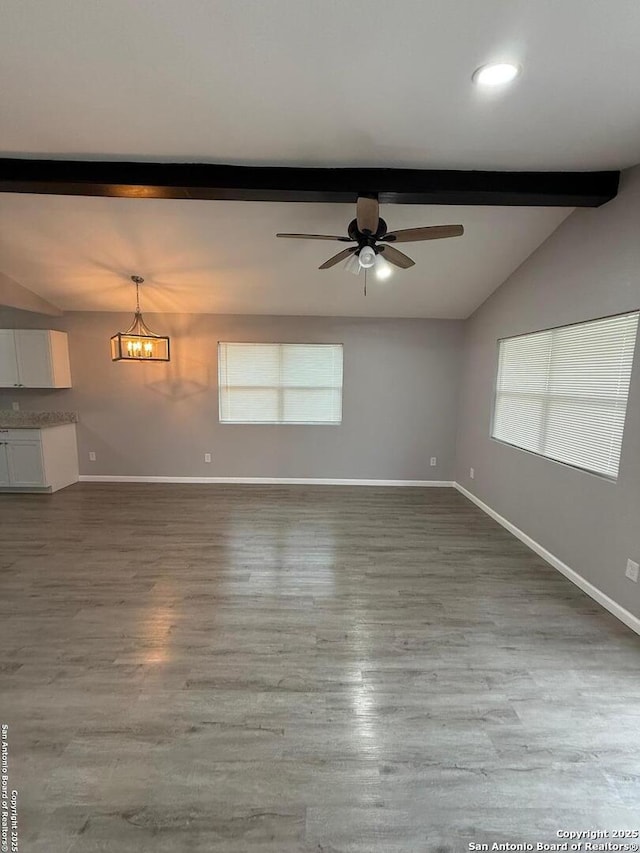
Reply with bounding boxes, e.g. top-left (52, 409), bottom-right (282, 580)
top-left (277, 196), bottom-right (463, 278)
